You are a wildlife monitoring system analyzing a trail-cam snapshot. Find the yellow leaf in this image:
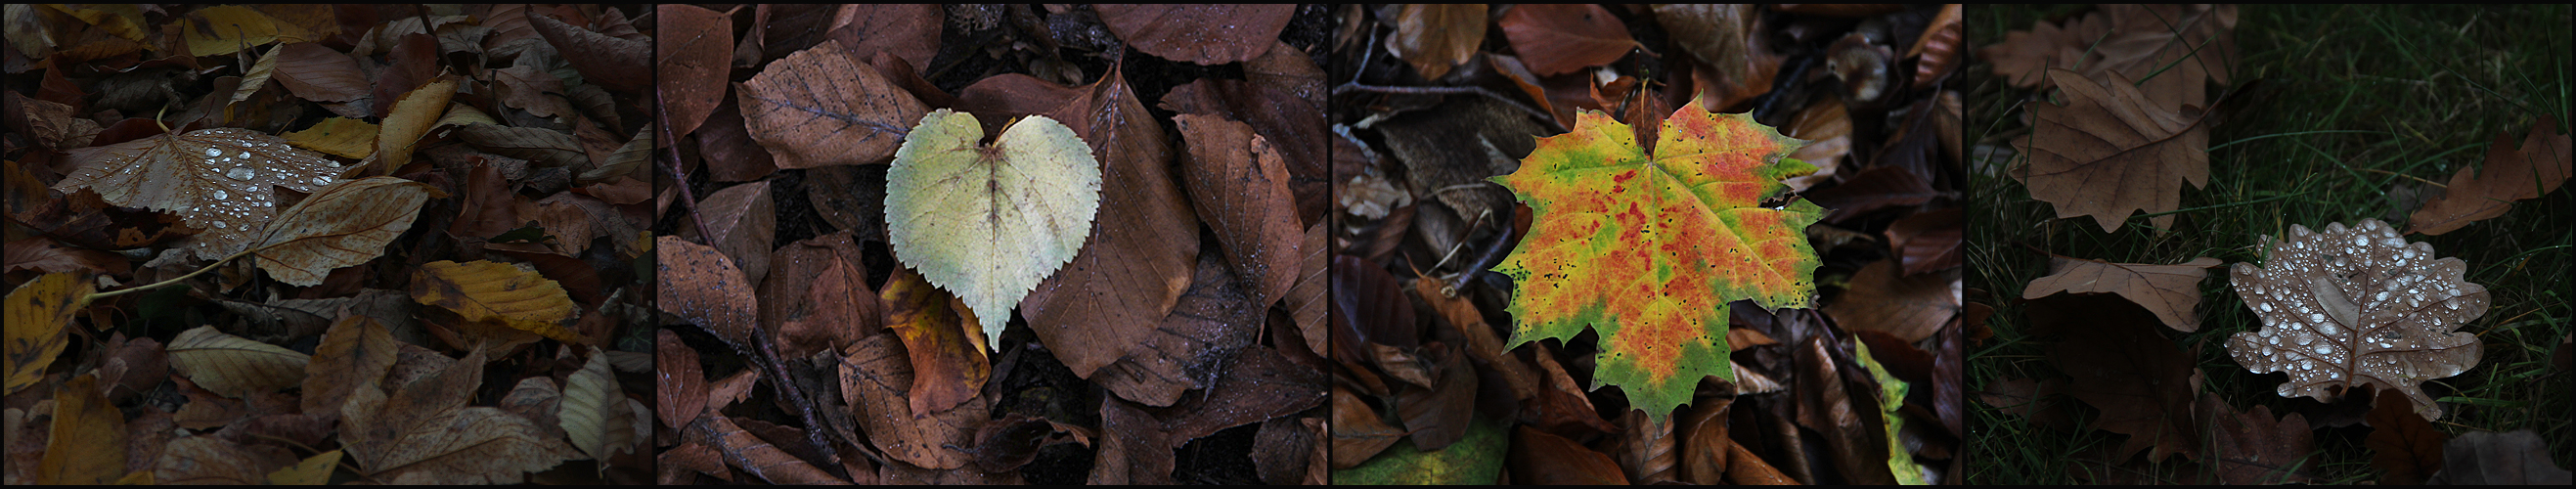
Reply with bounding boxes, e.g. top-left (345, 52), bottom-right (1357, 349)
top-left (184, 5), bottom-right (284, 57)
top-left (432, 103), bottom-right (499, 129)
top-left (378, 77), bottom-right (458, 174)
top-left (284, 117), bottom-right (378, 158)
top-left (409, 260), bottom-right (584, 343)
top-left (5, 272), bottom-right (92, 395)
top-left (231, 44), bottom-right (283, 106)
top-left (266, 450), bottom-right (340, 485)
top-left (168, 326), bottom-right (311, 398)
top-left (45, 4), bottom-right (147, 42)
top-left (40, 375), bottom-right (127, 484)
top-left (246, 176), bottom-right (439, 287)
top-left (560, 347), bottom-right (635, 465)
